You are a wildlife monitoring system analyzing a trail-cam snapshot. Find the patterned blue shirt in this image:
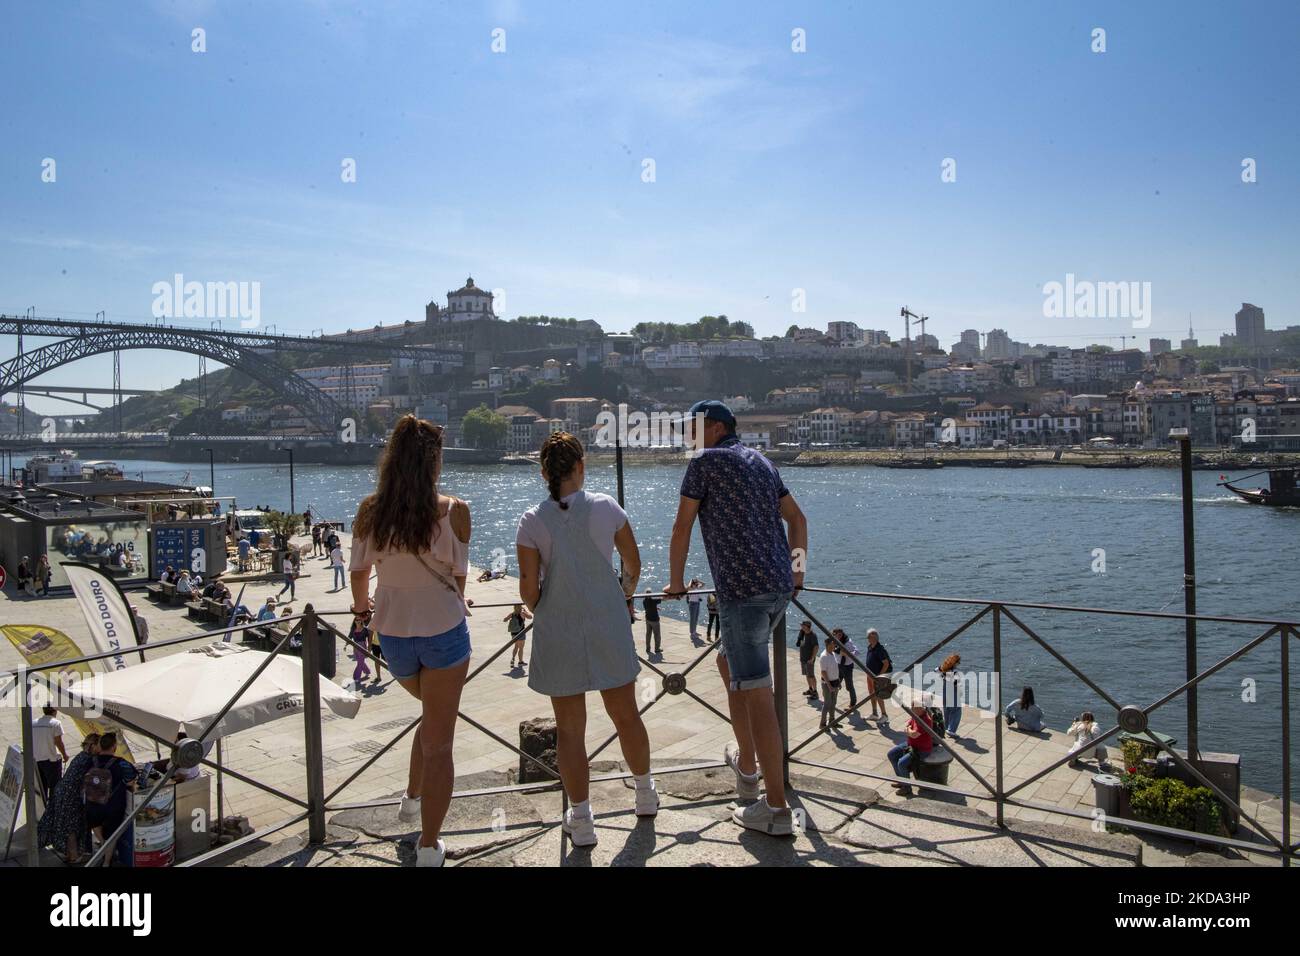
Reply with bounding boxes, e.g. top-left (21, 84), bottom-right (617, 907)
top-left (680, 436), bottom-right (795, 601)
